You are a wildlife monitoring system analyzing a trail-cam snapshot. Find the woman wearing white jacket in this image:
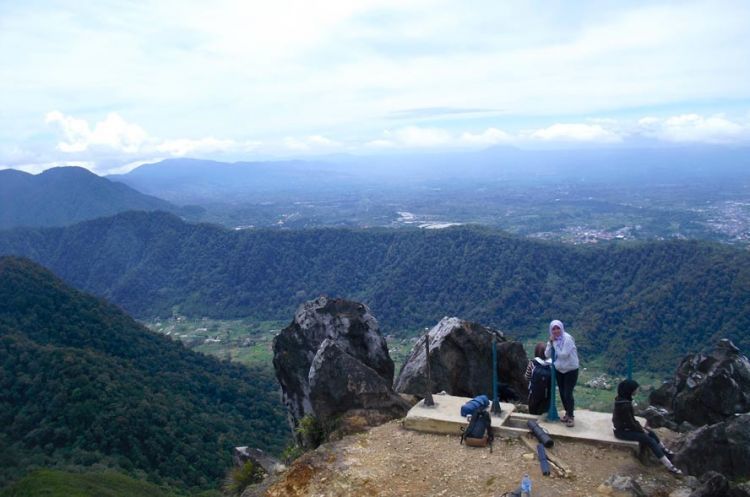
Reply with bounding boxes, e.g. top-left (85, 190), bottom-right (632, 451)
top-left (545, 319), bottom-right (580, 427)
